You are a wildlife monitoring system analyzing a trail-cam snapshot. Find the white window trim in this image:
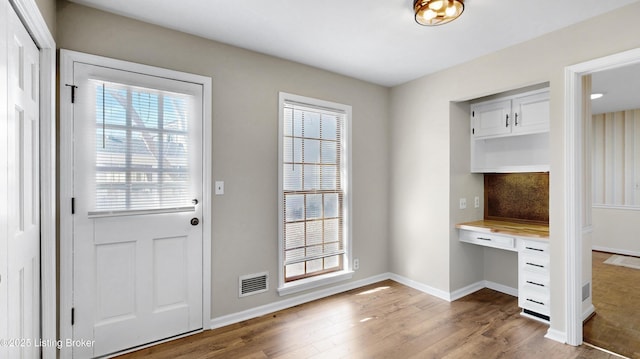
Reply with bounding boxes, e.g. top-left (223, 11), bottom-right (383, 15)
top-left (59, 50), bottom-right (212, 358)
top-left (277, 92), bottom-right (353, 296)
